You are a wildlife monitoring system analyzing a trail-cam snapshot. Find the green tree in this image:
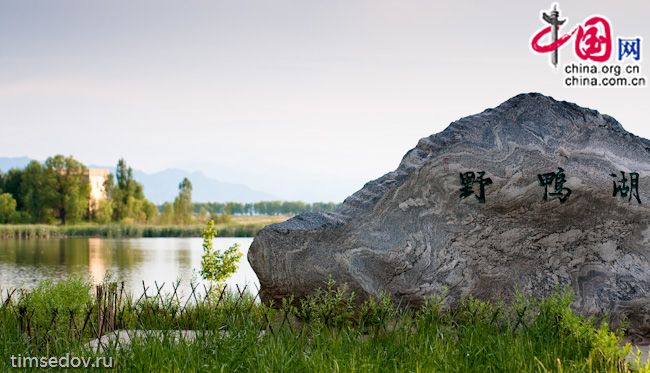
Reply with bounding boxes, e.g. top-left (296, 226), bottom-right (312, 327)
top-left (103, 173), bottom-right (115, 201)
top-left (200, 220), bottom-right (242, 283)
top-left (20, 162), bottom-right (55, 223)
top-left (94, 199), bottom-right (114, 224)
top-left (160, 202), bottom-right (174, 225)
top-left (116, 159), bottom-right (131, 191)
top-left (107, 159), bottom-right (153, 224)
top-left (4, 169), bottom-right (25, 209)
top-left (224, 202), bottom-right (243, 215)
top-left (173, 177), bottom-right (193, 225)
top-left (0, 193), bottom-right (18, 223)
top-left (142, 200), bottom-right (159, 223)
top-left (112, 159), bottom-right (139, 221)
top-left (44, 155), bottom-right (90, 224)
top-left (197, 206), bottom-right (208, 222)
